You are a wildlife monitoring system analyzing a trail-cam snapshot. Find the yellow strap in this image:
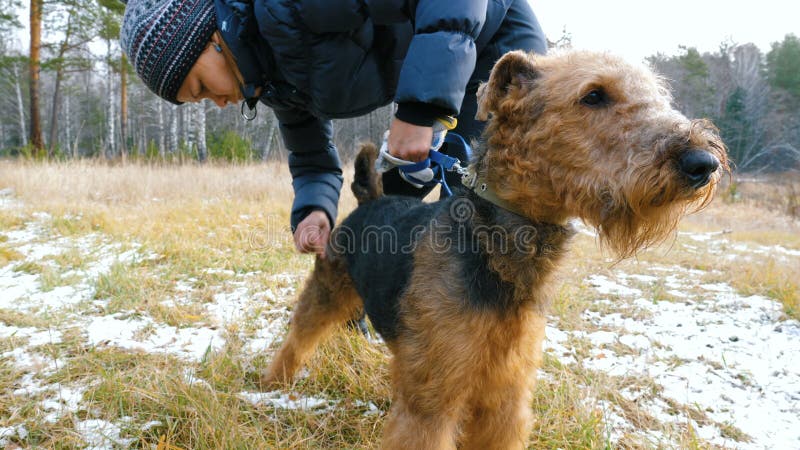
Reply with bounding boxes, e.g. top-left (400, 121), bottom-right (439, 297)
top-left (436, 116), bottom-right (458, 130)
